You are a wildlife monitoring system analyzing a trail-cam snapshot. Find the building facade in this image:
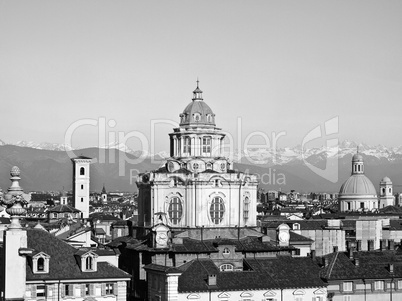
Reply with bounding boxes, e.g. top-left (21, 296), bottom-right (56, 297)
top-left (136, 83), bottom-right (258, 228)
